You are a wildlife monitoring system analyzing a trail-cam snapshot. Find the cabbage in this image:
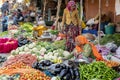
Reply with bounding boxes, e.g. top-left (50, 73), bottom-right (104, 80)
top-left (54, 53), bottom-right (59, 57)
top-left (63, 51), bottom-right (70, 57)
top-left (15, 48), bottom-right (19, 54)
top-left (40, 47), bottom-right (46, 52)
top-left (11, 50), bottom-right (16, 55)
top-left (38, 56), bottom-right (44, 60)
top-left (18, 47), bottom-right (24, 51)
top-left (32, 48), bottom-right (38, 51)
top-left (24, 47), bottom-right (29, 52)
top-left (19, 52), bottom-right (25, 54)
